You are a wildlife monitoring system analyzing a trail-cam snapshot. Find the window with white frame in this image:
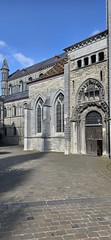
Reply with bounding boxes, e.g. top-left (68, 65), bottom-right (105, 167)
top-left (55, 93), bottom-right (64, 133)
top-left (36, 97), bottom-right (43, 133)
